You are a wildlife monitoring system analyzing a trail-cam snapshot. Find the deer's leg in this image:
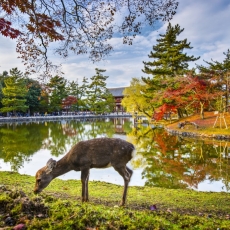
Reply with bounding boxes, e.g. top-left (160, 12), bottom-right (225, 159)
top-left (114, 166), bottom-right (132, 206)
top-left (81, 168), bottom-right (90, 202)
top-left (126, 166), bottom-right (133, 182)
